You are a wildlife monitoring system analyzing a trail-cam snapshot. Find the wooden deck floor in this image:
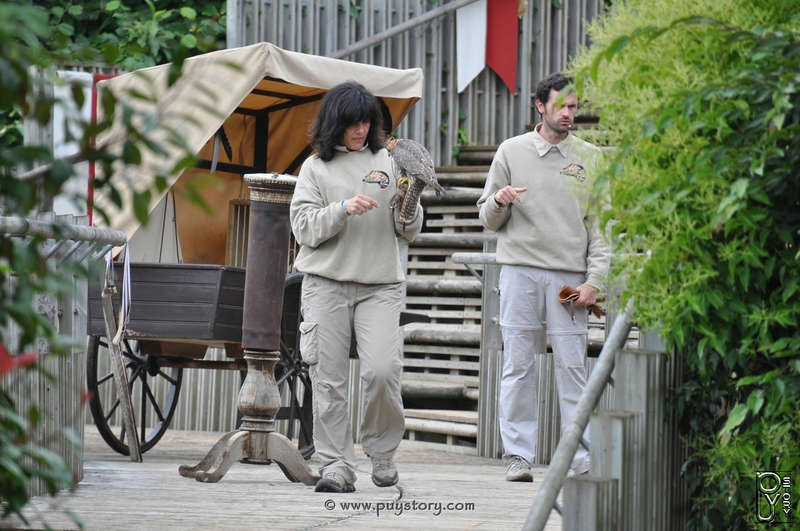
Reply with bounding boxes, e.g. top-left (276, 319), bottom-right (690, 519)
top-left (9, 427), bottom-right (562, 531)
